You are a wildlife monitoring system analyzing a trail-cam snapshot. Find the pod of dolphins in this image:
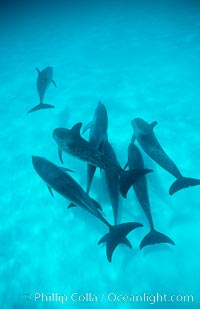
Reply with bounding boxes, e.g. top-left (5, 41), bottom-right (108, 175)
top-left (30, 67), bottom-right (200, 262)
